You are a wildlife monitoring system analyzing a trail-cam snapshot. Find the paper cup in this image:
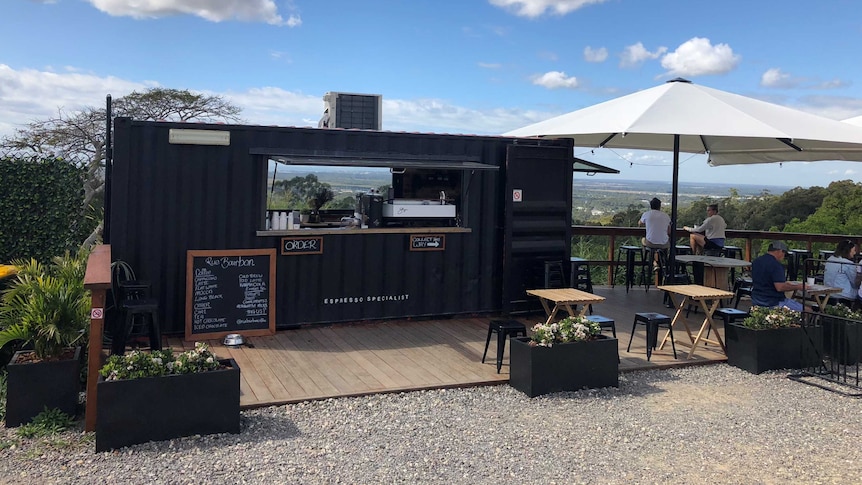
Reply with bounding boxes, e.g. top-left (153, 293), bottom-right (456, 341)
top-left (806, 277), bottom-right (815, 286)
